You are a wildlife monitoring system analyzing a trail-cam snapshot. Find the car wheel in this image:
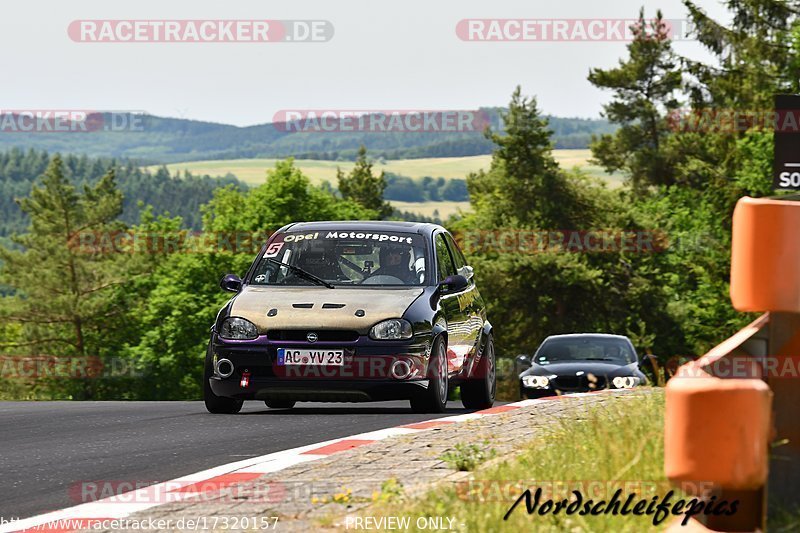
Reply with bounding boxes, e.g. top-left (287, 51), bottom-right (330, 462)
top-left (264, 400), bottom-right (296, 409)
top-left (410, 335), bottom-right (448, 413)
top-left (461, 334), bottom-right (496, 410)
top-left (203, 342), bottom-right (243, 414)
